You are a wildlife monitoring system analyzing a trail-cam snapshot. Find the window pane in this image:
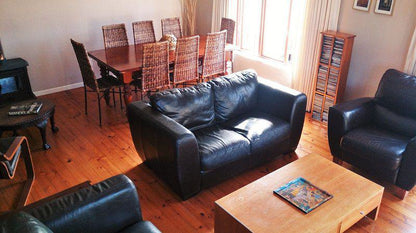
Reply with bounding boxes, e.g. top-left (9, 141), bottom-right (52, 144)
top-left (240, 0), bottom-right (262, 54)
top-left (262, 0), bottom-right (291, 61)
